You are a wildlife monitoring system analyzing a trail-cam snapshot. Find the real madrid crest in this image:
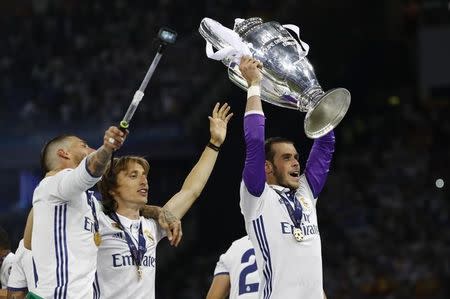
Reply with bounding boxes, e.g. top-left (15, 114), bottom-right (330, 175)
top-left (144, 229), bottom-right (154, 244)
top-left (299, 197), bottom-right (313, 215)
